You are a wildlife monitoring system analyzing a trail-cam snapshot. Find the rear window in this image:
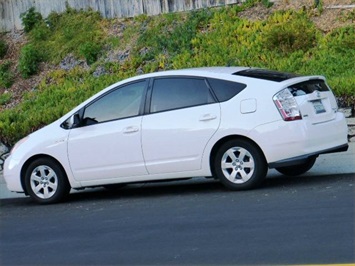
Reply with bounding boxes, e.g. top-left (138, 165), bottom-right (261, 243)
top-left (288, 79), bottom-right (329, 96)
top-left (208, 78), bottom-right (246, 102)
